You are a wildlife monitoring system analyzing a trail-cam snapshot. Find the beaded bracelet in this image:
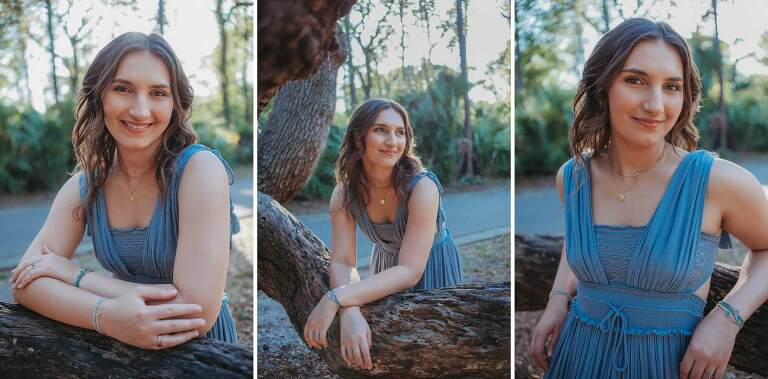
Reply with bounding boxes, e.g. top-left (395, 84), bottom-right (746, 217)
top-left (74, 268), bottom-right (92, 288)
top-left (326, 289), bottom-right (342, 307)
top-left (549, 289), bottom-right (572, 299)
top-left (717, 300), bottom-right (745, 328)
top-left (92, 297), bottom-right (106, 334)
